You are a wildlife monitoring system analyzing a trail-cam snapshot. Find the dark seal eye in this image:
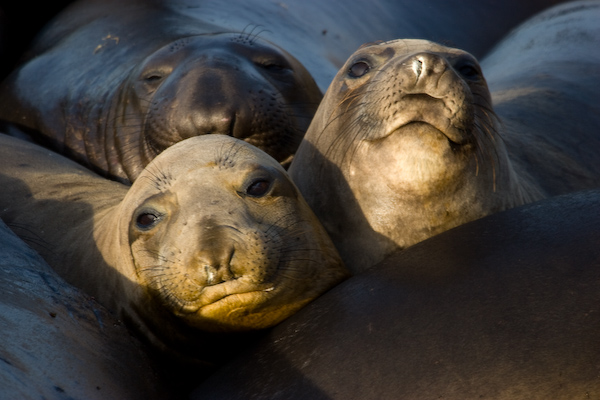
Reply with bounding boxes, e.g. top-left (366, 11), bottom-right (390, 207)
top-left (144, 74), bottom-right (163, 83)
top-left (457, 63), bottom-right (480, 80)
top-left (141, 71), bottom-right (166, 87)
top-left (348, 61), bottom-right (370, 78)
top-left (260, 61), bottom-right (286, 72)
top-left (256, 57), bottom-right (292, 76)
top-left (246, 179), bottom-right (271, 197)
top-left (136, 212), bottom-right (161, 229)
